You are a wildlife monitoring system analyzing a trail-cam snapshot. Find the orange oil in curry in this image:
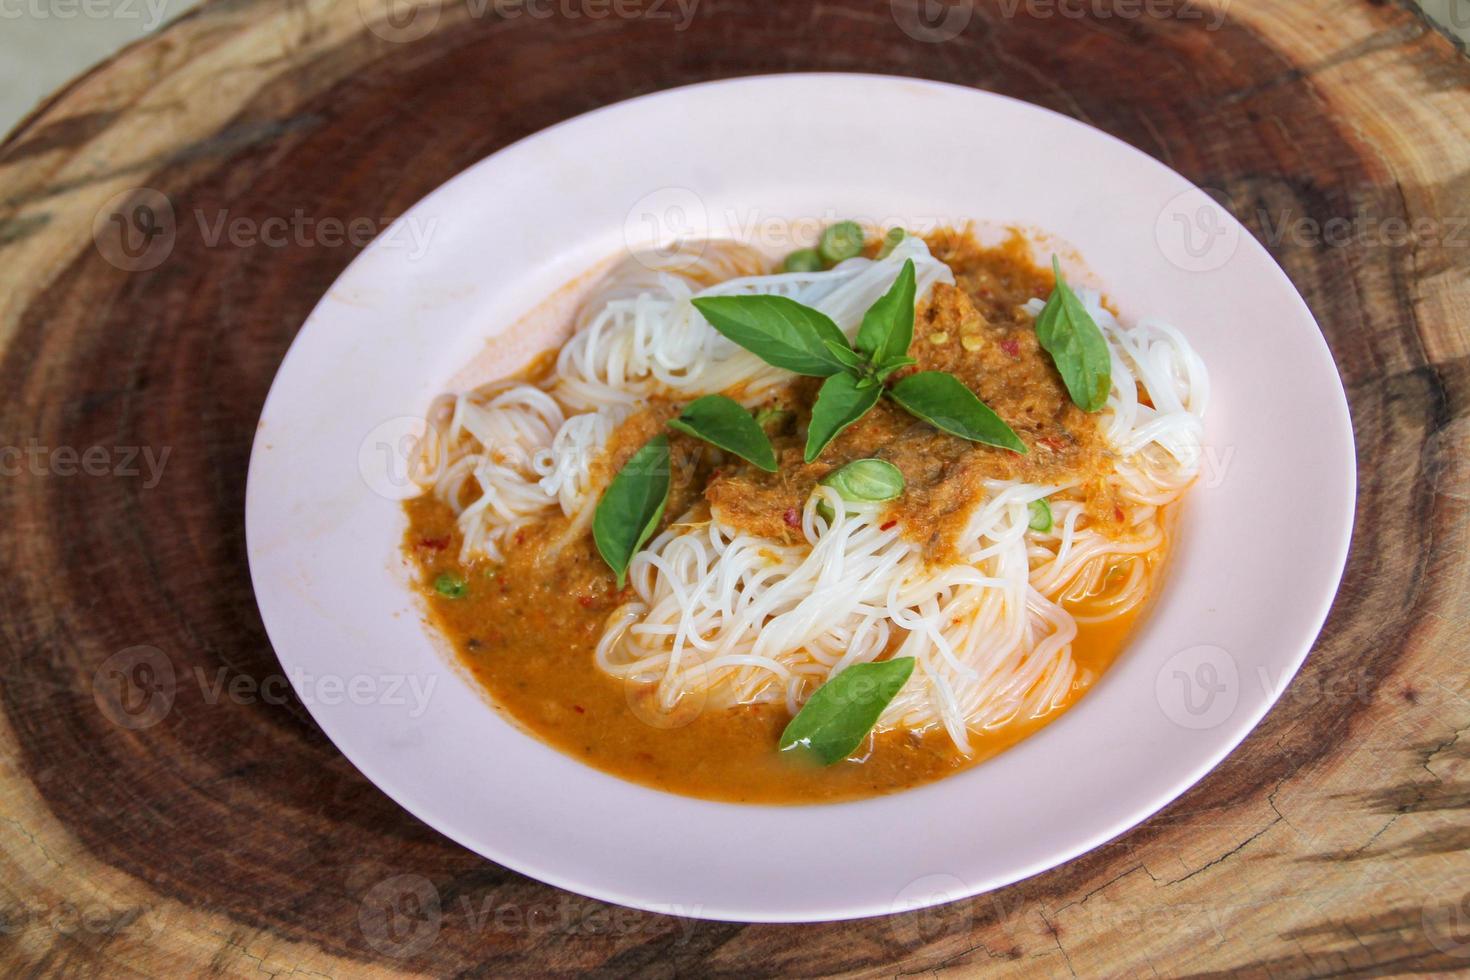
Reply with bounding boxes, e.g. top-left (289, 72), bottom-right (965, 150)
top-left (407, 496), bottom-right (1162, 804)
